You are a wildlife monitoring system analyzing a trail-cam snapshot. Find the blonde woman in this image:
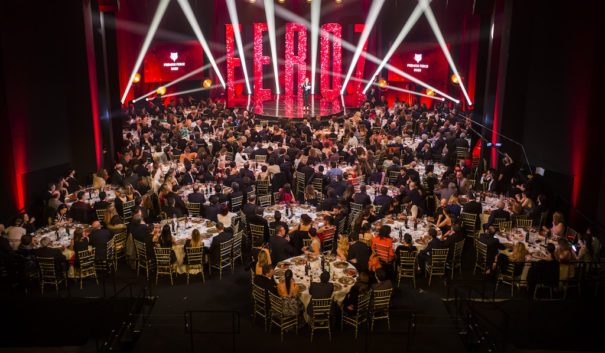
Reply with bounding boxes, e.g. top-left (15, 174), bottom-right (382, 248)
top-left (336, 236), bottom-right (350, 261)
top-left (255, 247), bottom-right (272, 276)
top-left (184, 229), bottom-right (203, 265)
top-left (543, 211), bottom-right (565, 239)
top-left (93, 169), bottom-right (108, 190)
